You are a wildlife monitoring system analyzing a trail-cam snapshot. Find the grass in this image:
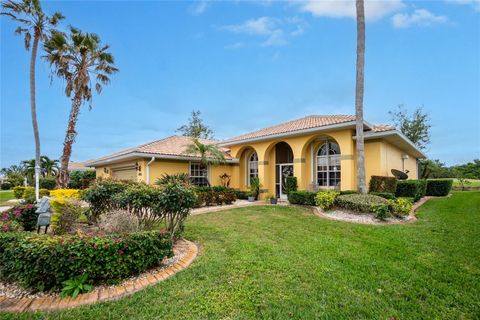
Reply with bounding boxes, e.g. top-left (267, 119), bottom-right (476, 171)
top-left (452, 178), bottom-right (480, 188)
top-left (2, 192), bottom-right (479, 319)
top-left (0, 190), bottom-right (14, 207)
